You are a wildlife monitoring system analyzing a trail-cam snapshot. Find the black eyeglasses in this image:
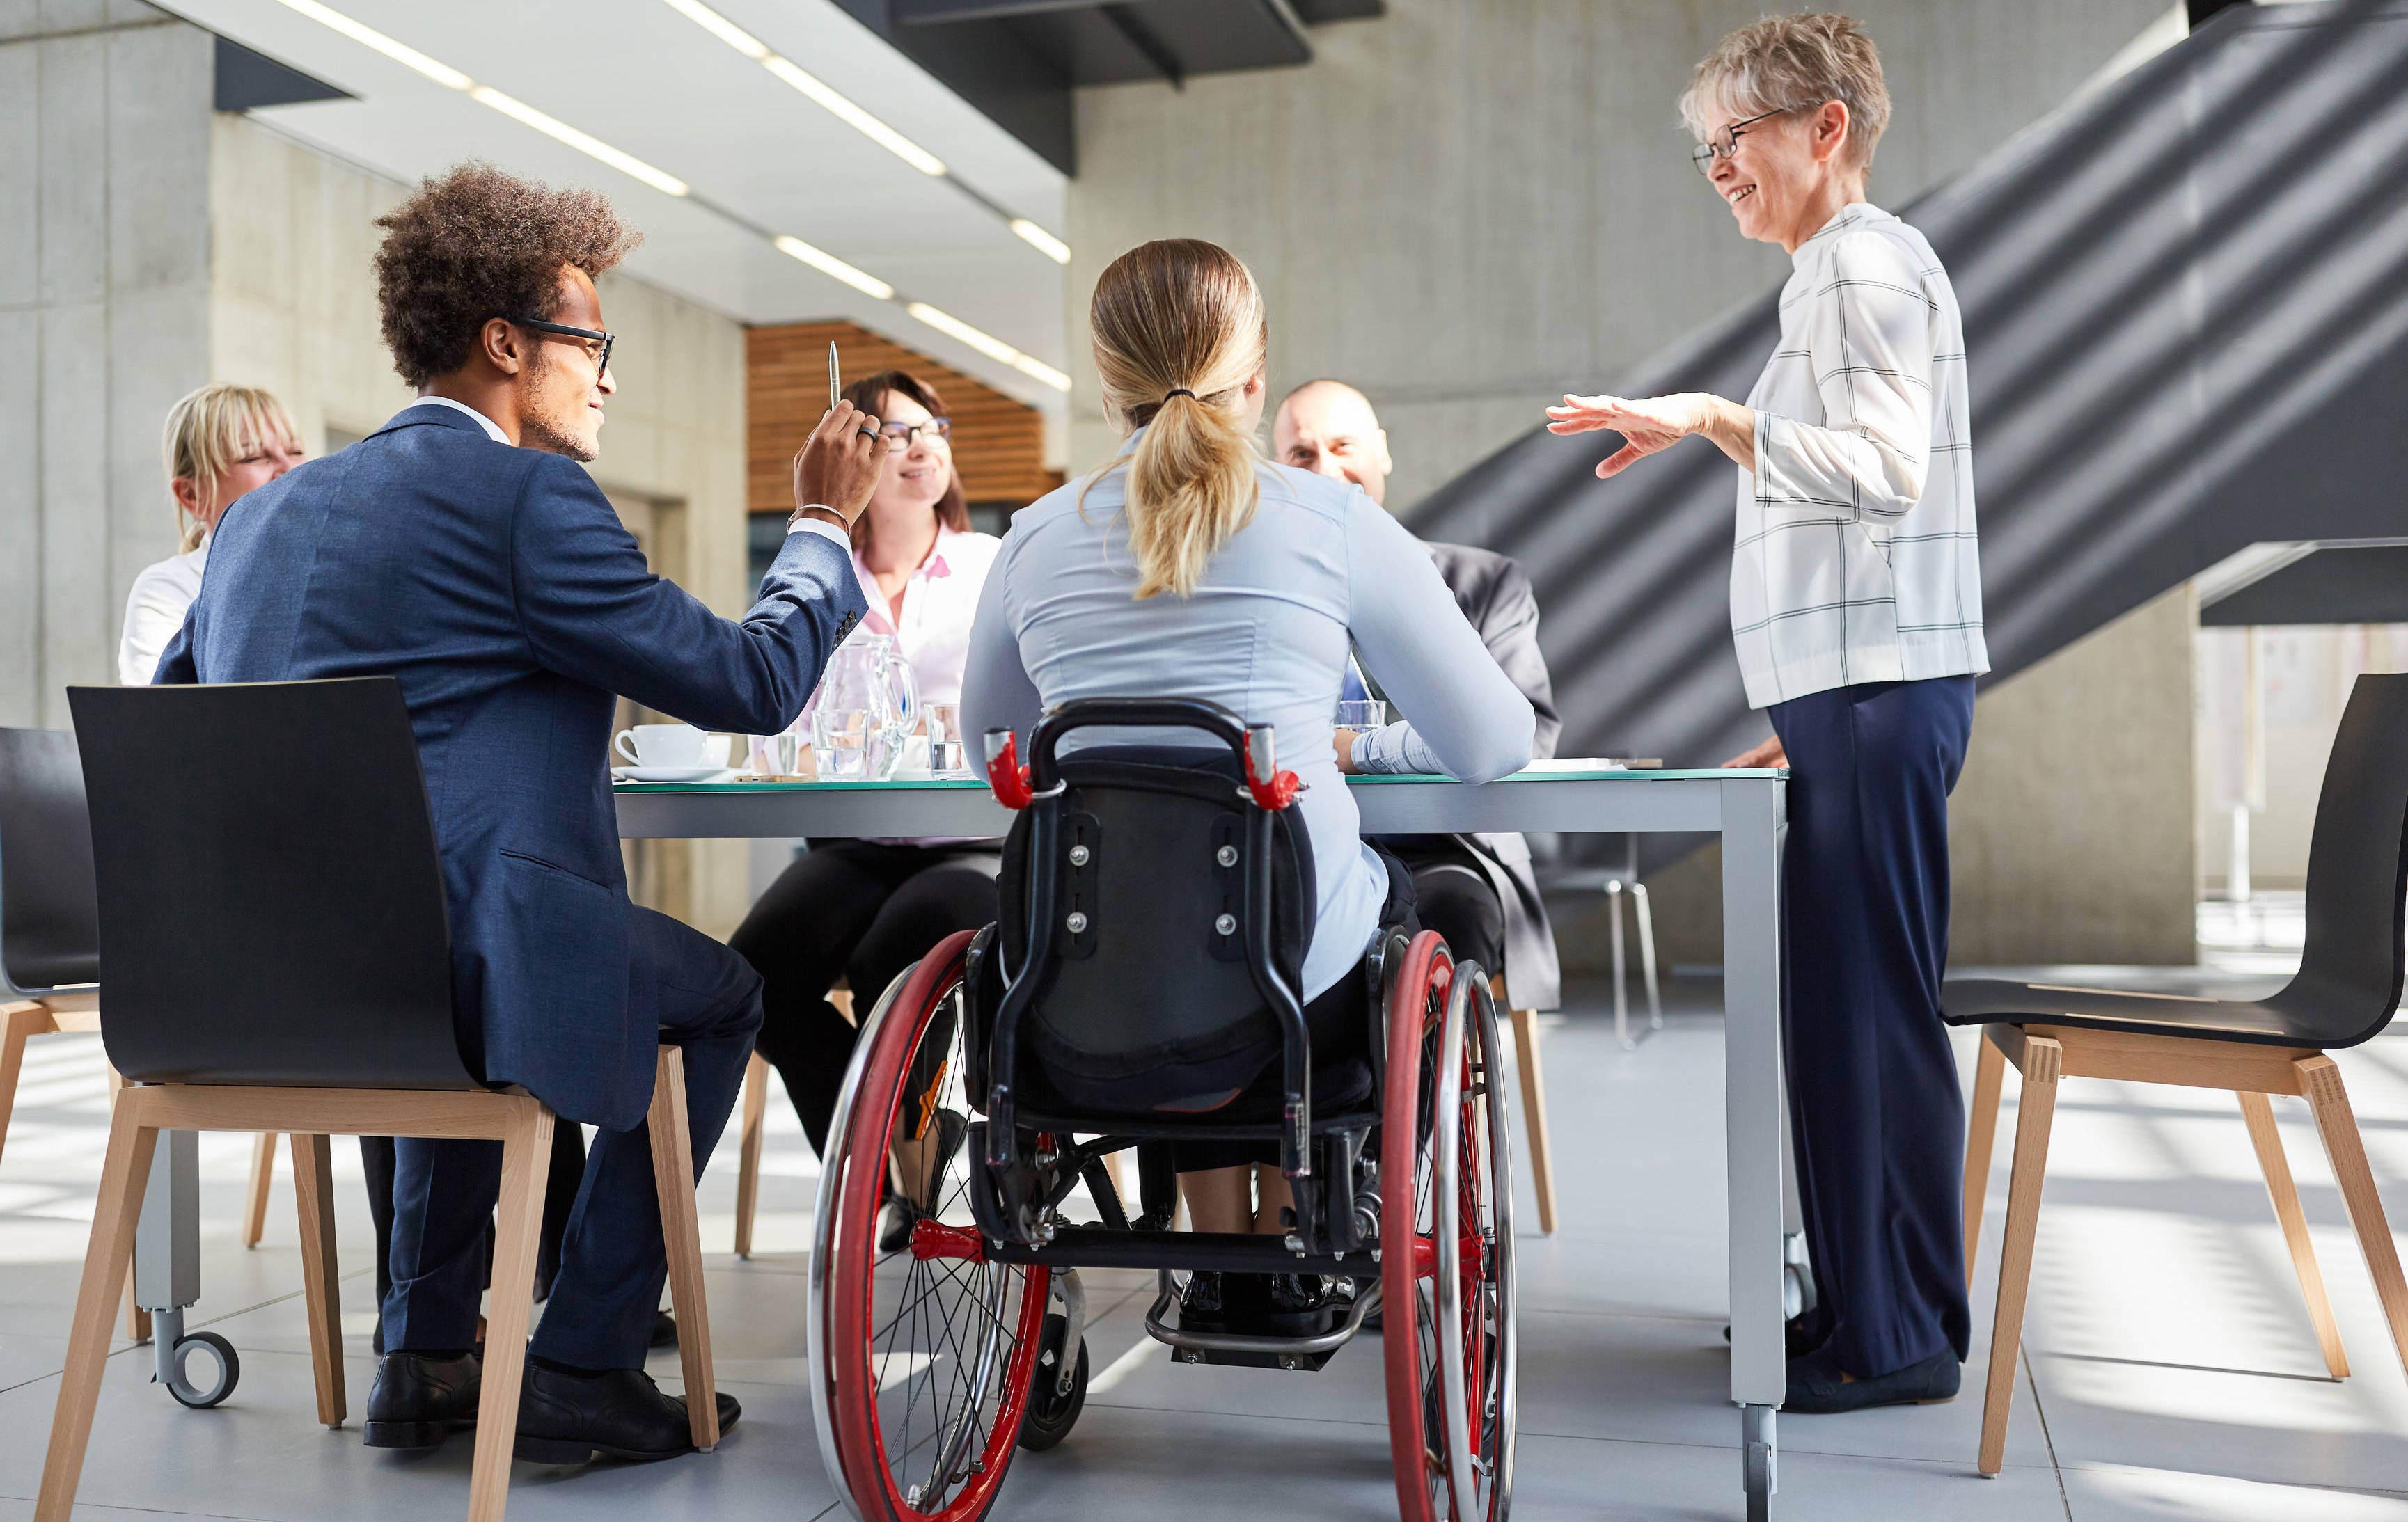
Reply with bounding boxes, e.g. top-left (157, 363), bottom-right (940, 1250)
top-left (1690, 104), bottom-right (1813, 176)
top-left (511, 316), bottom-right (615, 376)
top-left (877, 417), bottom-right (952, 450)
